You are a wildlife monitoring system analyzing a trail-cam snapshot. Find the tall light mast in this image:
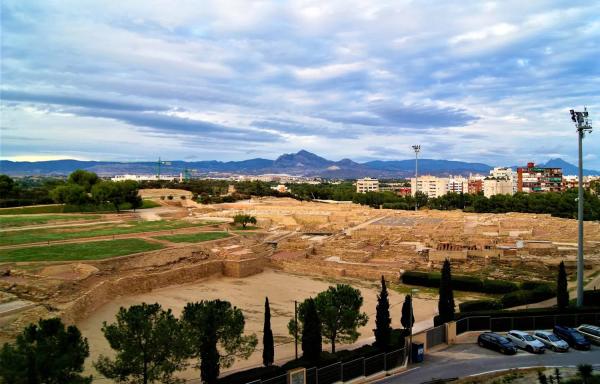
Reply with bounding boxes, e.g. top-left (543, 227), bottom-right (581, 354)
top-left (570, 108), bottom-right (592, 307)
top-left (412, 145), bottom-right (421, 211)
